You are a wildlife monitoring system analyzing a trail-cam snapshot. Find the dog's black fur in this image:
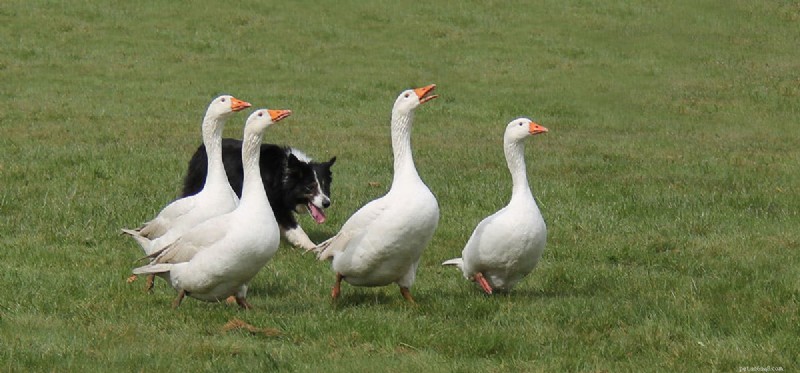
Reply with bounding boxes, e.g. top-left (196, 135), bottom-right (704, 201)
top-left (181, 138), bottom-right (336, 238)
